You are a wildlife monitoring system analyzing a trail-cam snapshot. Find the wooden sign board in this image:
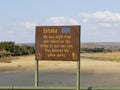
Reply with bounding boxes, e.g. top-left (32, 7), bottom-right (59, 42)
top-left (35, 26), bottom-right (80, 61)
